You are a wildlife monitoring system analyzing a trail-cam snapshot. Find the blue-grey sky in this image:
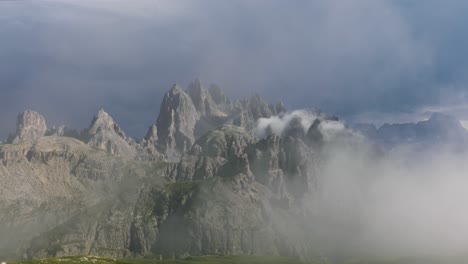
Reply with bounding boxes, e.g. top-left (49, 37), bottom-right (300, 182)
top-left (1, 0), bottom-right (468, 139)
